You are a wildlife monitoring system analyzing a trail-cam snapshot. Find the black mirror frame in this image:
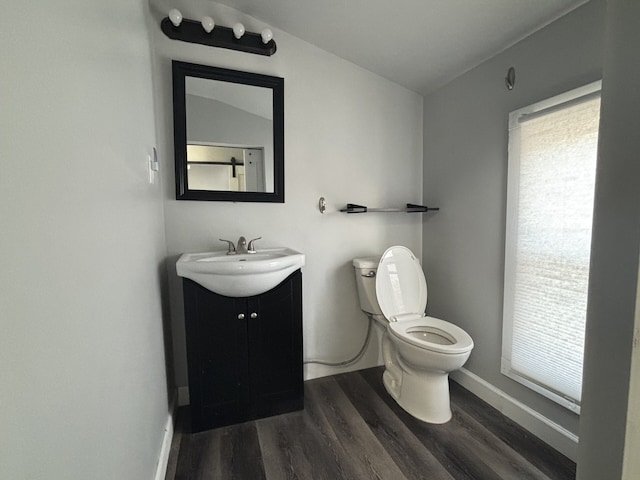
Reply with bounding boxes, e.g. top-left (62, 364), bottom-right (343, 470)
top-left (172, 61), bottom-right (285, 203)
